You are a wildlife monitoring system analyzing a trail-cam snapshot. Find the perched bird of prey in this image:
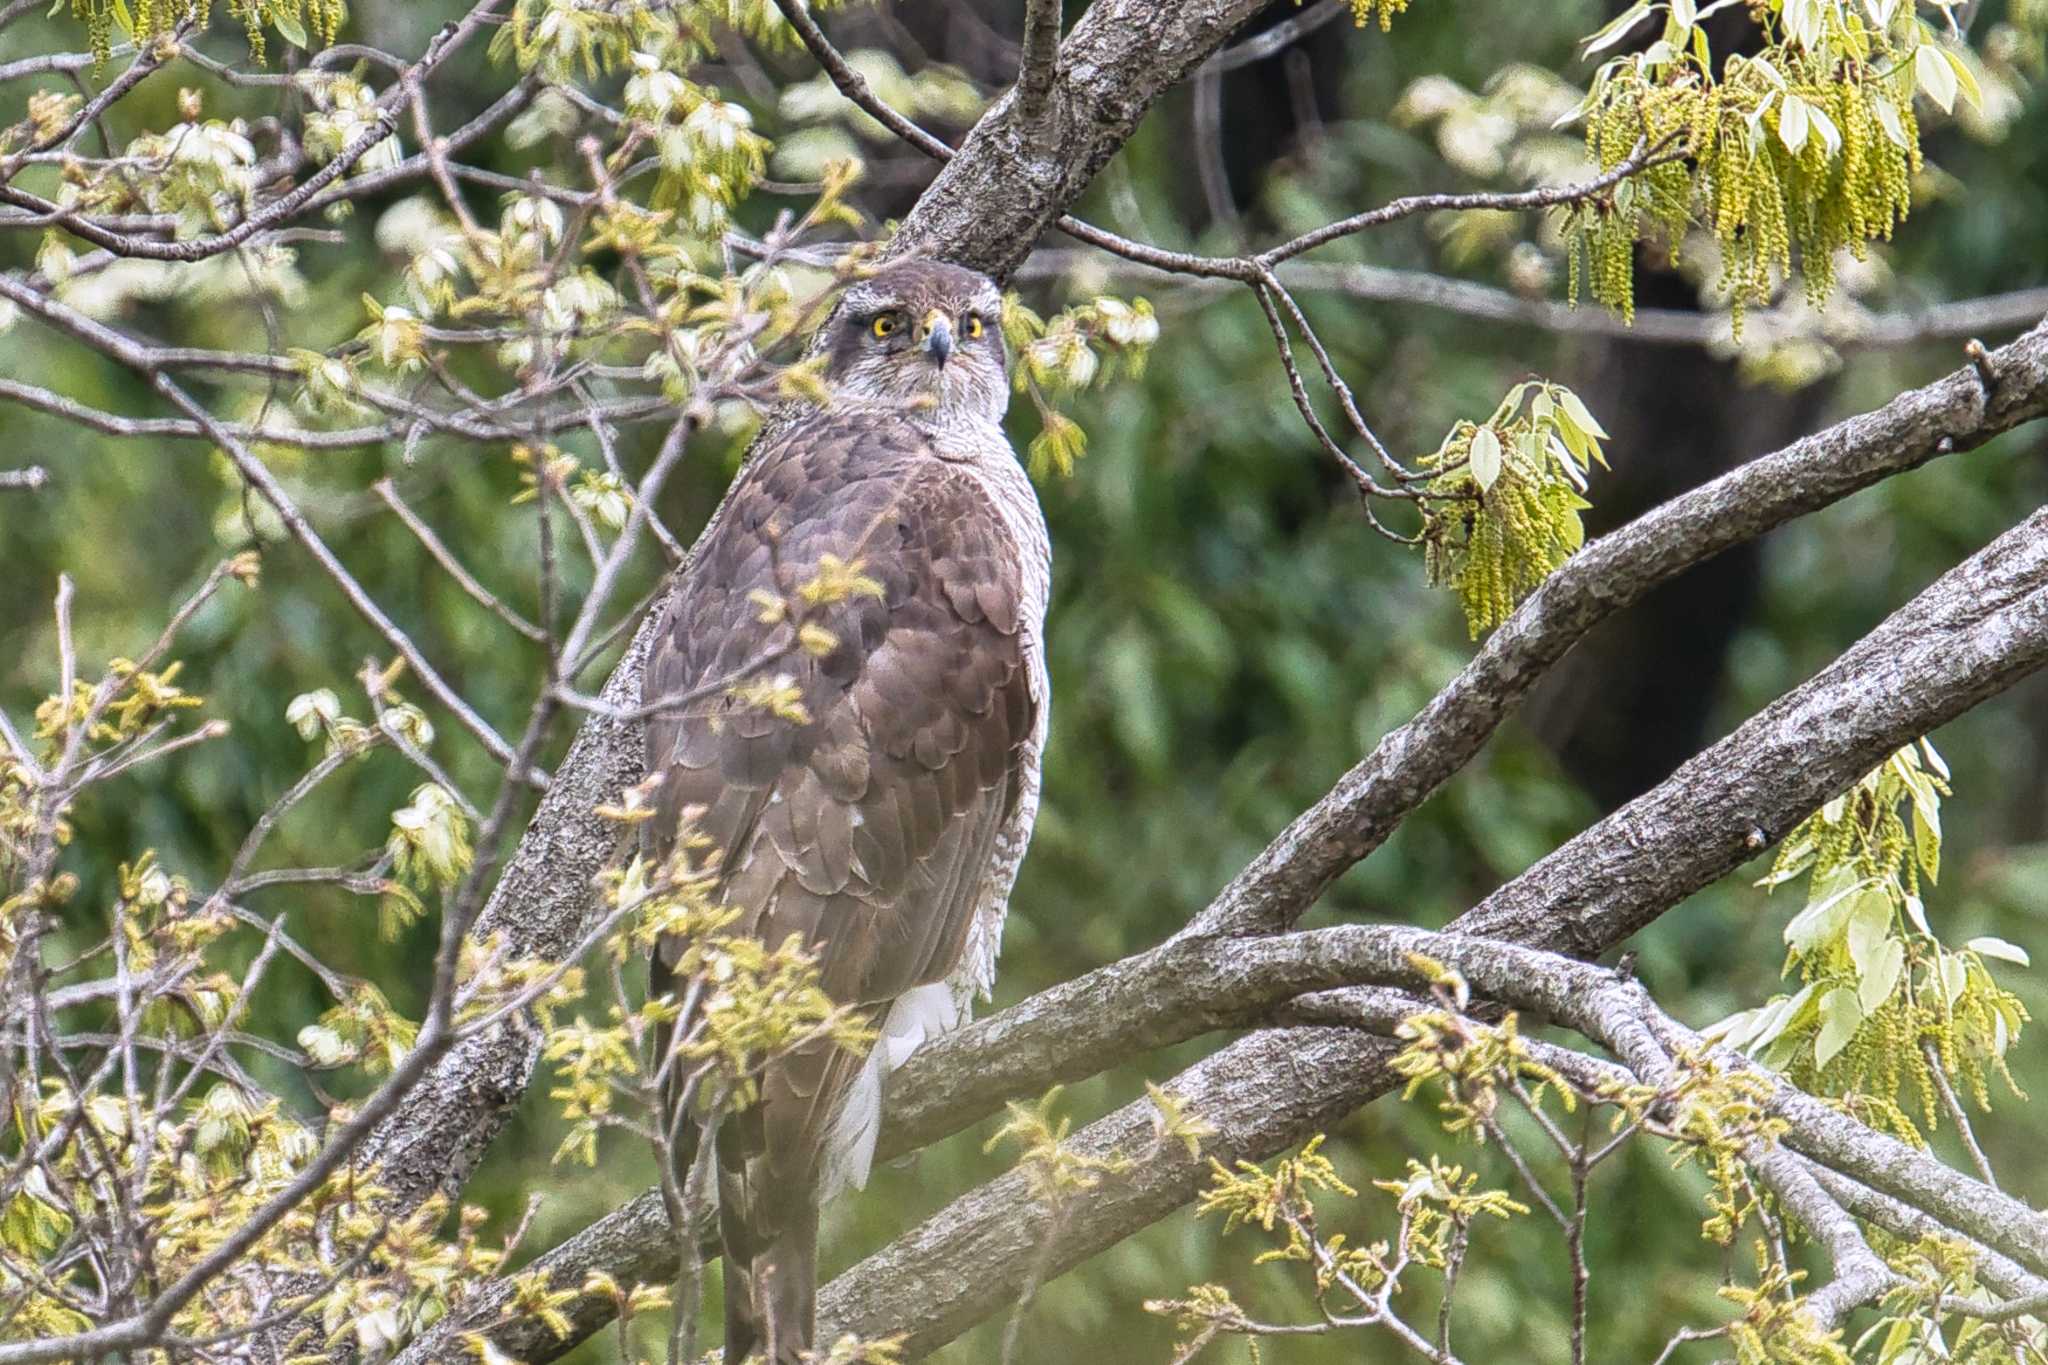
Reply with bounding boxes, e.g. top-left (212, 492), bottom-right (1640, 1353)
top-left (643, 259), bottom-right (1050, 1362)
